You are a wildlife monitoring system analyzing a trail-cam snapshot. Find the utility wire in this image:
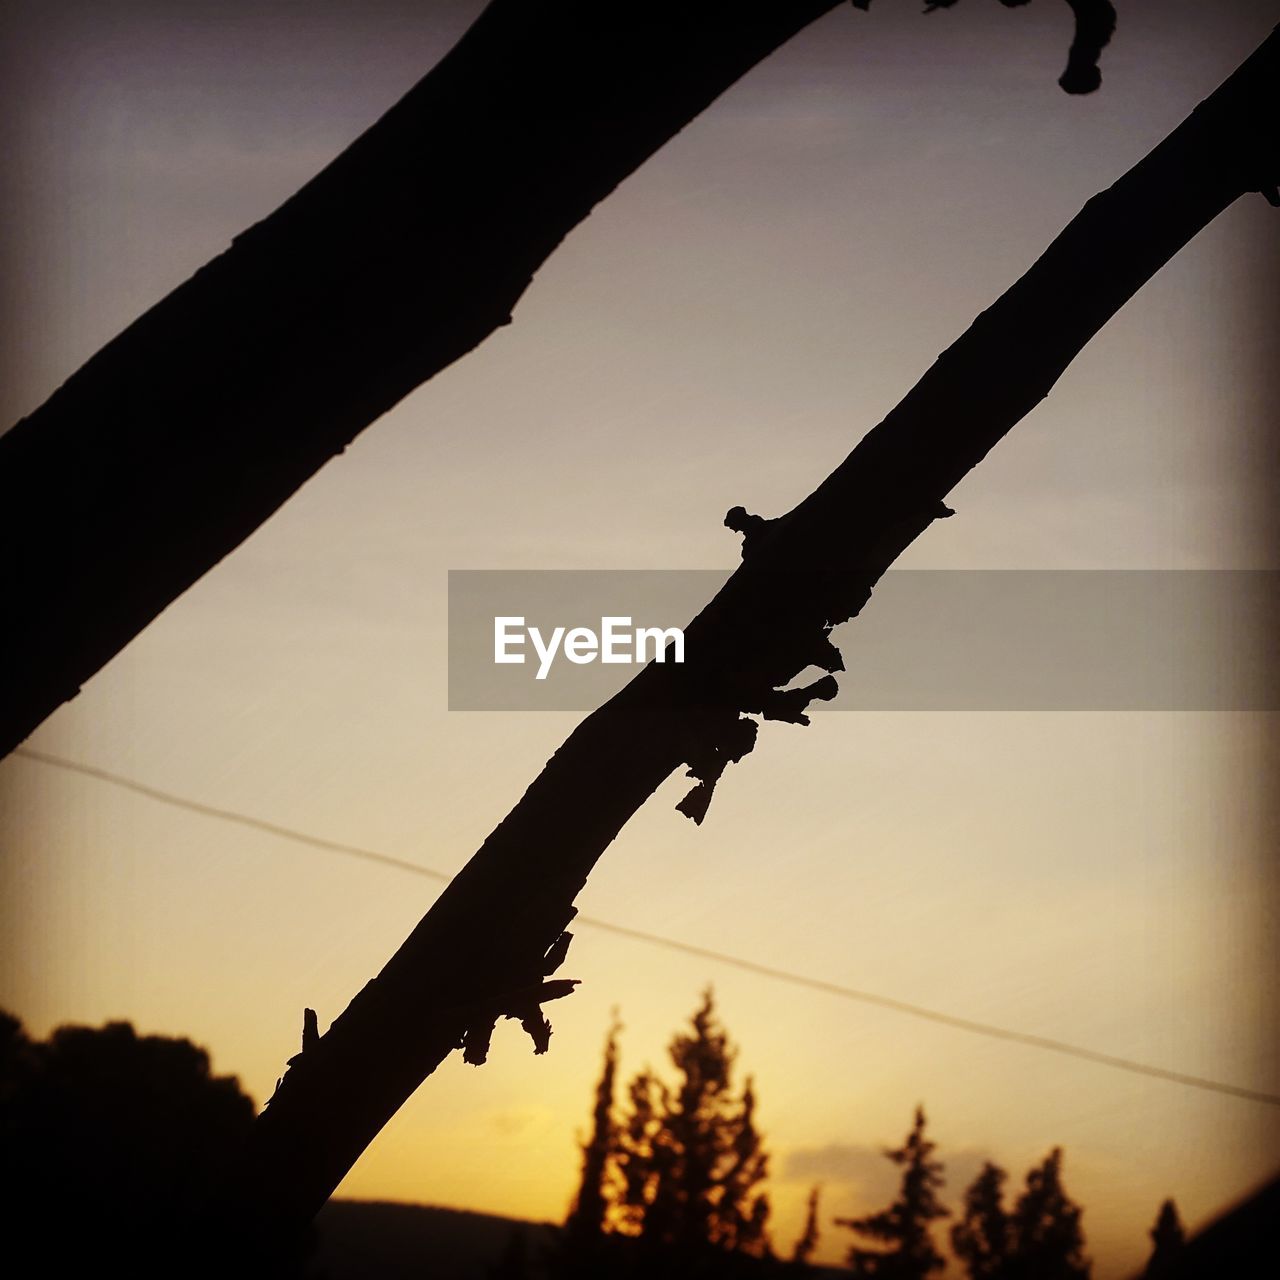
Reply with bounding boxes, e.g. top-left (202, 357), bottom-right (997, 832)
top-left (13, 745), bottom-right (1280, 1108)
top-left (15, 747), bottom-right (448, 882)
